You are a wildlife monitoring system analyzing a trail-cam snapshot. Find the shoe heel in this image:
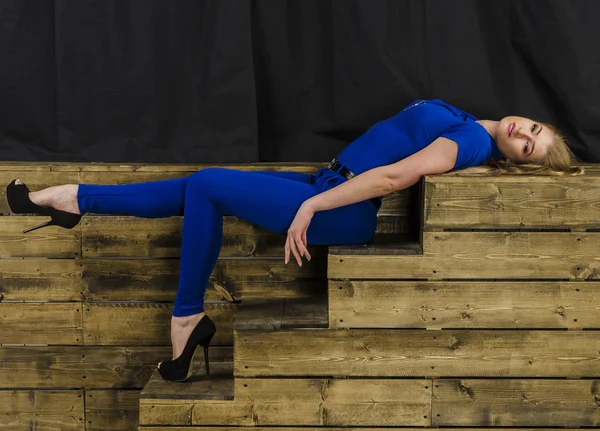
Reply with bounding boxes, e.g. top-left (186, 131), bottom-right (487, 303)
top-left (202, 345), bottom-right (210, 377)
top-left (23, 219), bottom-right (56, 233)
